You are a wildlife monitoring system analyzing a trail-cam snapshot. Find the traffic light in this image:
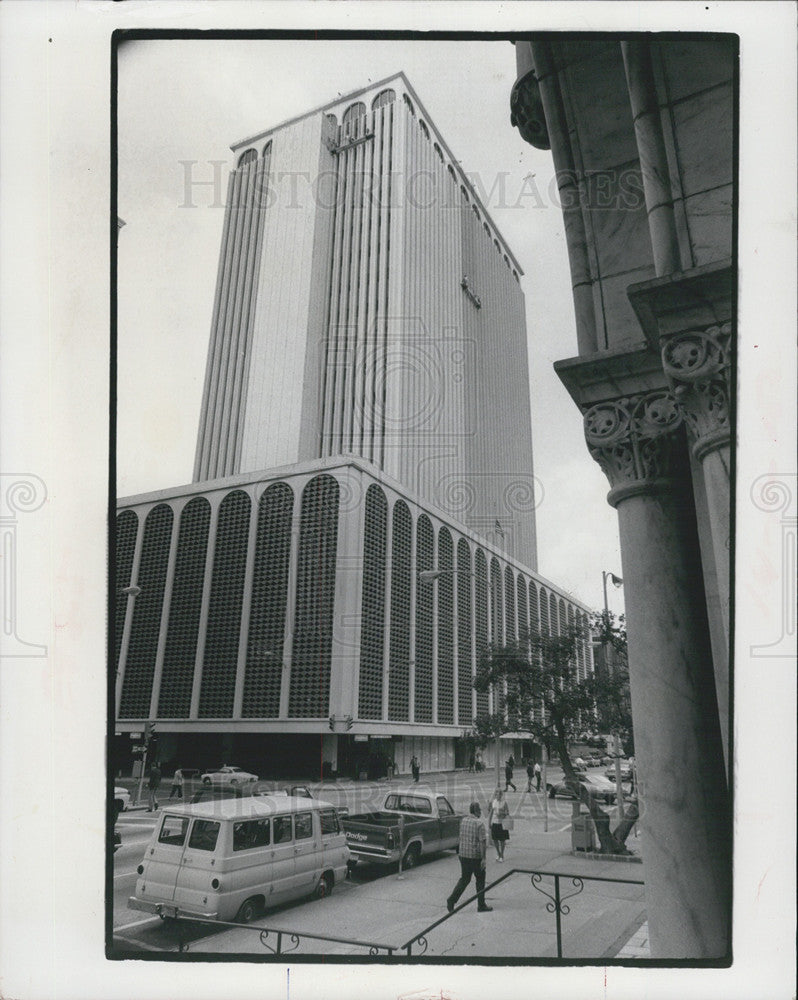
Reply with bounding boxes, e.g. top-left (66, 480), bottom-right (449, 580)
top-left (145, 721), bottom-right (157, 742)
